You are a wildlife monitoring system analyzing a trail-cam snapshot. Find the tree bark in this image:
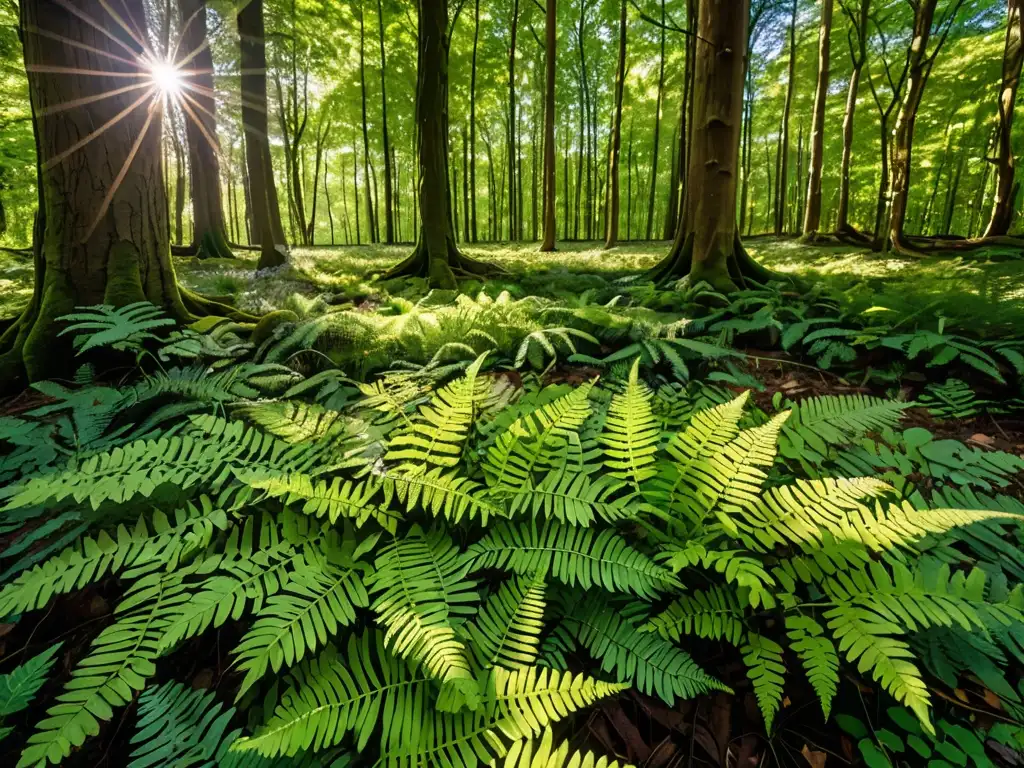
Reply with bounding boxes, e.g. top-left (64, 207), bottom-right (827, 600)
top-left (463, 126), bottom-right (471, 241)
top-left (647, 0), bottom-right (777, 291)
top-left (836, 0), bottom-right (870, 233)
top-left (801, 0), bottom-right (833, 237)
top-left (470, 0), bottom-right (480, 242)
top-left (3, 0), bottom-right (248, 389)
top-left (985, 0), bottom-right (1024, 236)
top-left (325, 152), bottom-right (335, 245)
top-left (359, 0), bottom-right (377, 244)
top-left (377, 0), bottom-right (395, 242)
top-left (541, 0), bottom-right (557, 251)
top-left (604, 0), bottom-right (627, 248)
top-left (381, 0), bottom-right (500, 286)
top-left (508, 0), bottom-right (520, 241)
top-left (774, 0), bottom-right (797, 235)
top-left (238, 0), bottom-right (287, 267)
